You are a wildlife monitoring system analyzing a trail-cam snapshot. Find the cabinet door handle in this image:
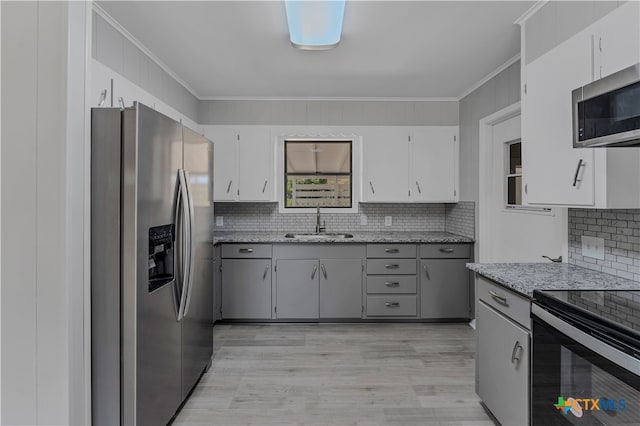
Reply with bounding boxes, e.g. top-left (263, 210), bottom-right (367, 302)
top-left (239, 248), bottom-right (253, 253)
top-left (511, 341), bottom-right (523, 364)
top-left (489, 290), bottom-right (508, 305)
top-left (384, 248), bottom-right (399, 253)
top-left (439, 248), bottom-right (454, 253)
top-left (385, 302), bottom-right (400, 308)
top-left (321, 264), bottom-right (327, 280)
top-left (415, 181), bottom-right (422, 194)
top-left (384, 282), bottom-right (400, 287)
top-left (226, 180), bottom-right (233, 193)
top-left (97, 89), bottom-right (107, 106)
top-left (369, 181), bottom-right (375, 194)
top-left (311, 264), bottom-right (318, 280)
top-left (572, 159), bottom-right (584, 187)
top-left (384, 264), bottom-right (400, 269)
top-left (422, 264), bottom-right (430, 280)
top-left (262, 265), bottom-right (270, 281)
top-left (262, 180), bottom-right (268, 193)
